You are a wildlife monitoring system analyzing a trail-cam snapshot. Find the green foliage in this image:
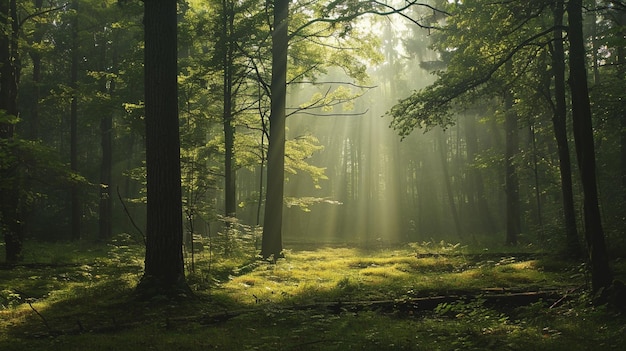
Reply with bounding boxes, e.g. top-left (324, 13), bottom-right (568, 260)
top-left (2, 241), bottom-right (625, 350)
top-left (409, 240), bottom-right (466, 255)
top-left (0, 137), bottom-right (87, 223)
top-left (387, 0), bottom-right (555, 135)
